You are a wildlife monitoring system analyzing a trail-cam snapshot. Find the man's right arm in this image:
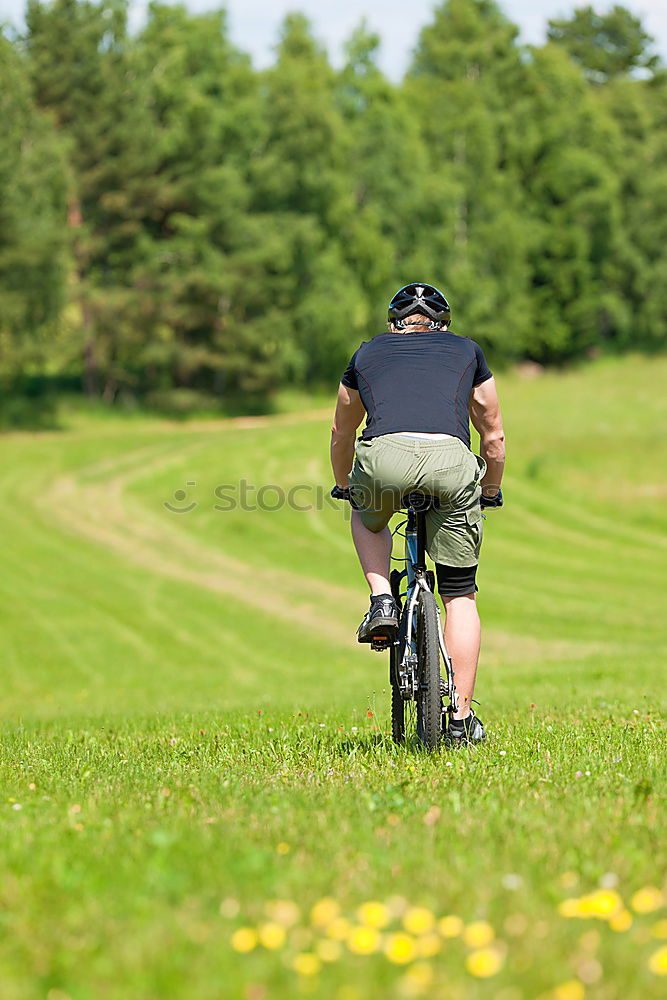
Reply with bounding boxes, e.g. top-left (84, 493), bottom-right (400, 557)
top-left (469, 377), bottom-right (505, 499)
top-left (330, 383), bottom-right (365, 488)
